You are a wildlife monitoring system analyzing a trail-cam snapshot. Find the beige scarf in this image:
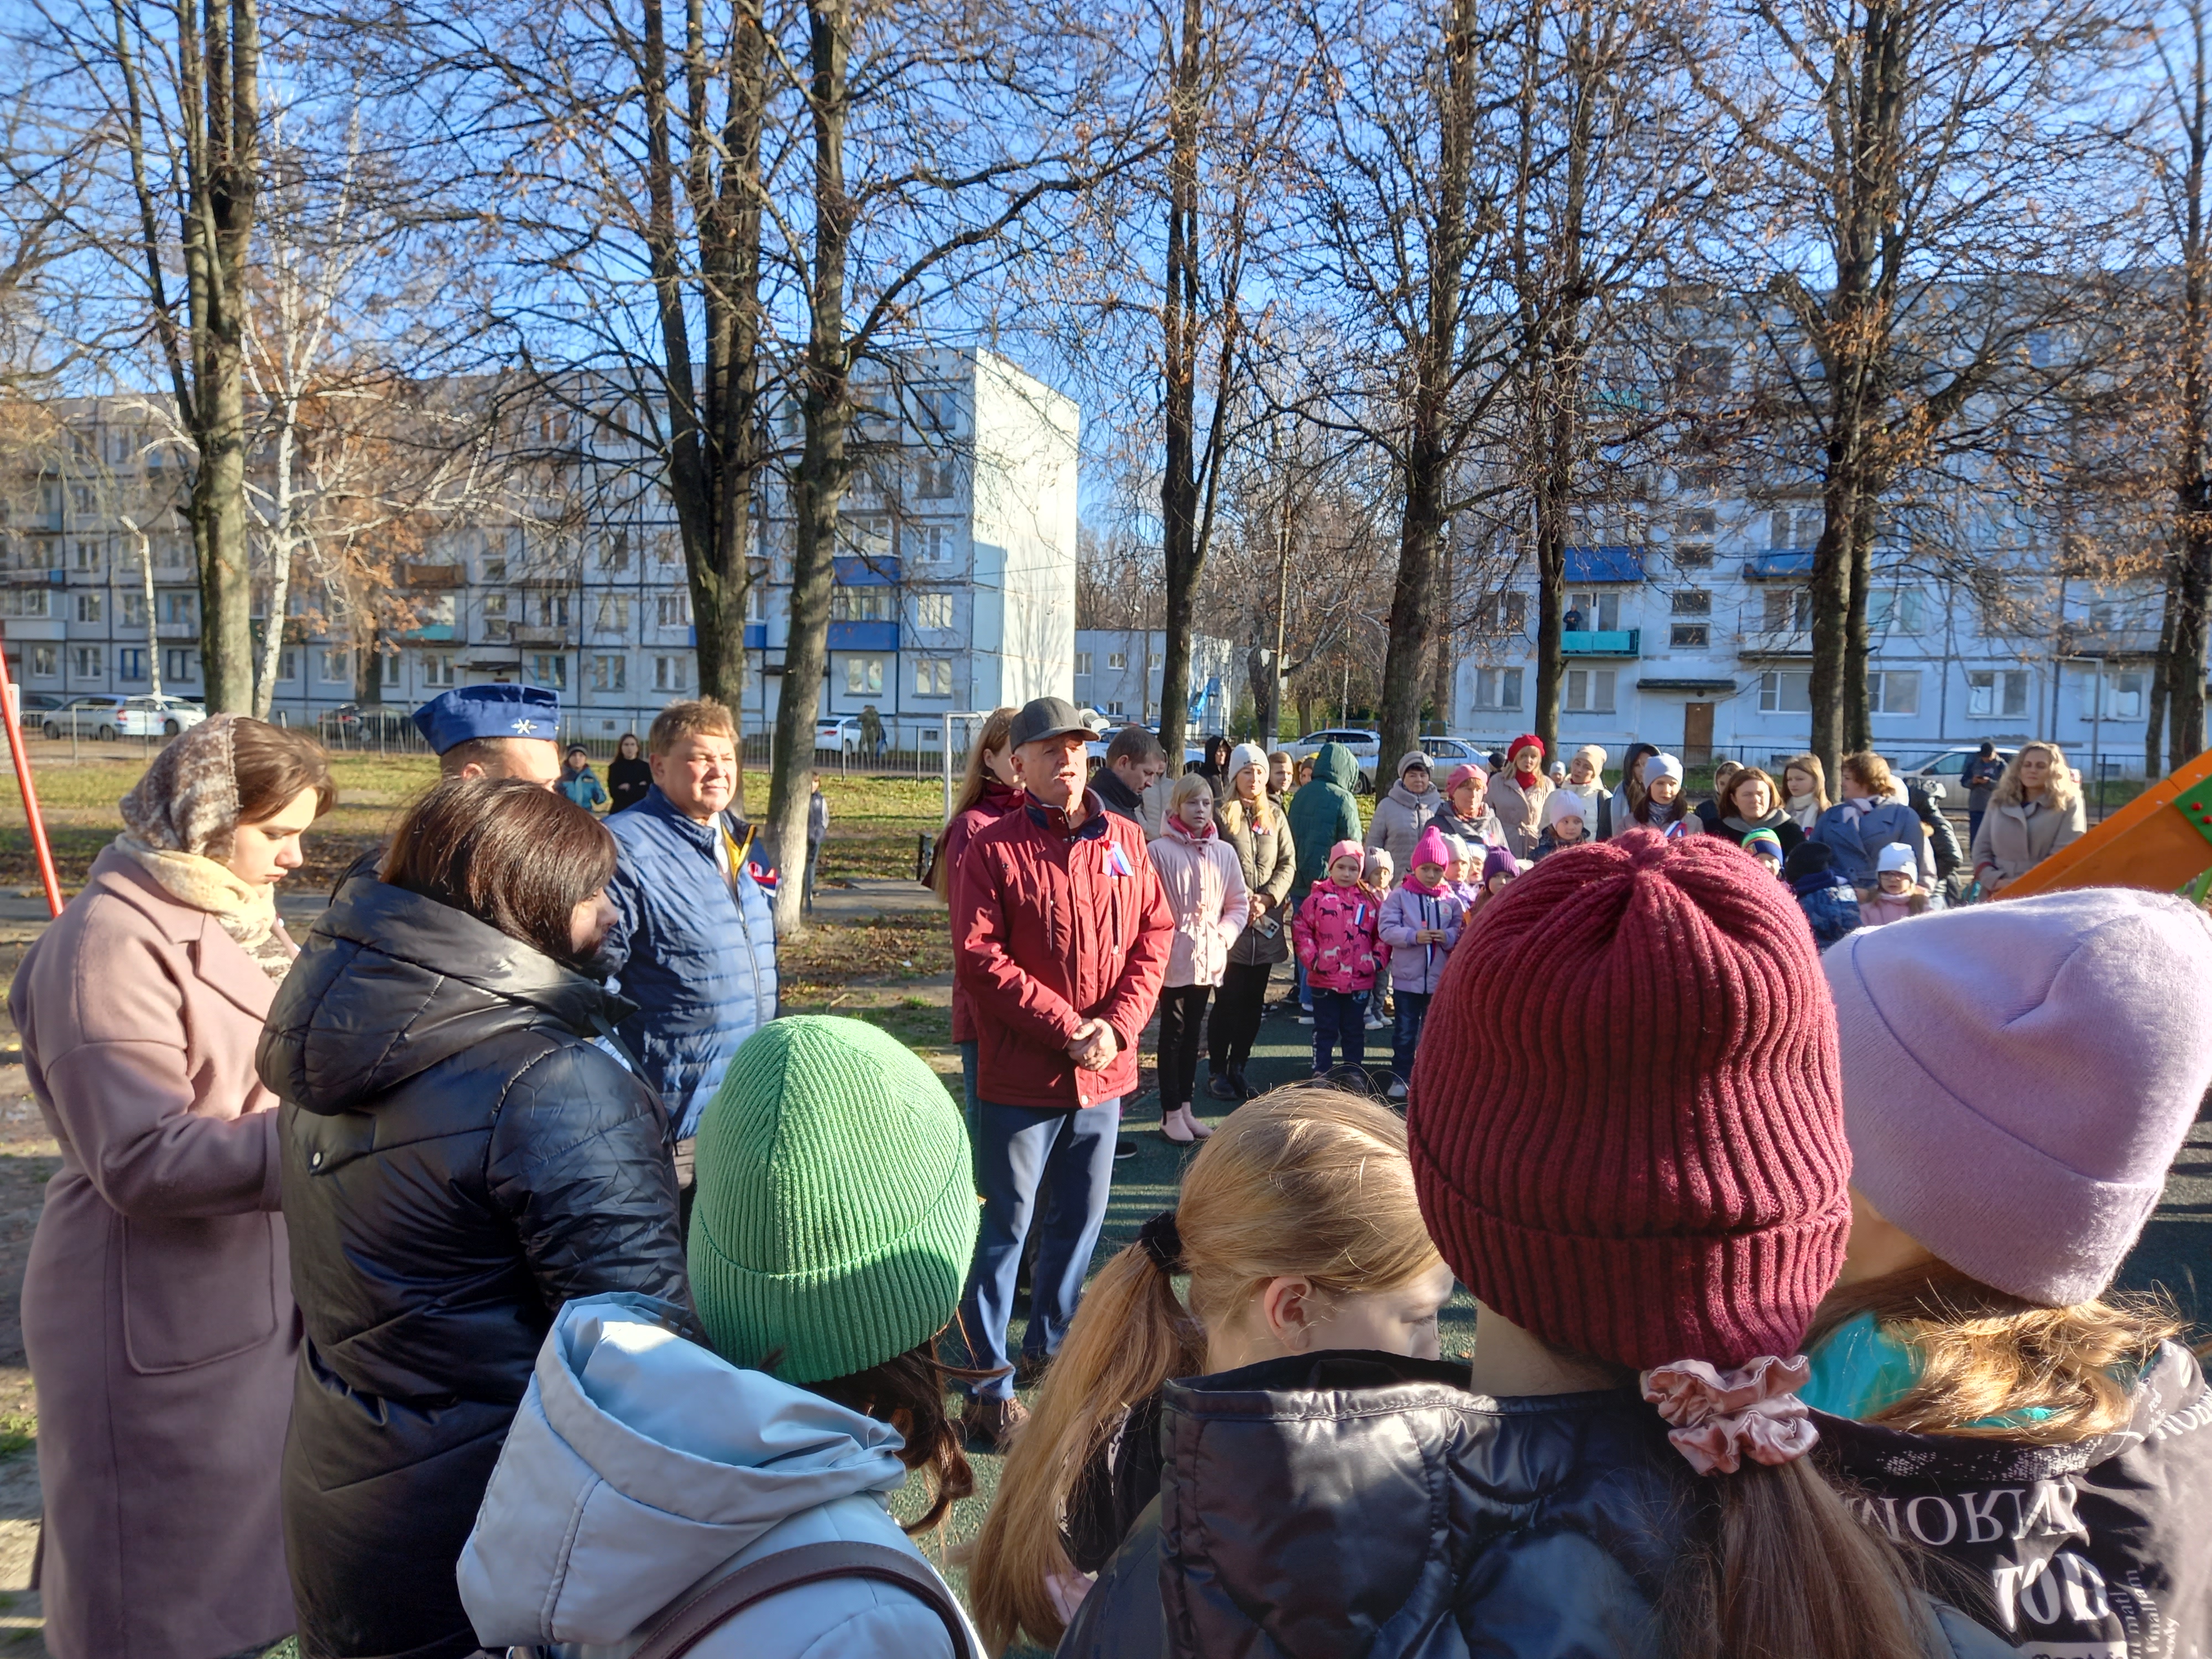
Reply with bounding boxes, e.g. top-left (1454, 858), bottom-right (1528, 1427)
top-left (115, 713), bottom-right (296, 982)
